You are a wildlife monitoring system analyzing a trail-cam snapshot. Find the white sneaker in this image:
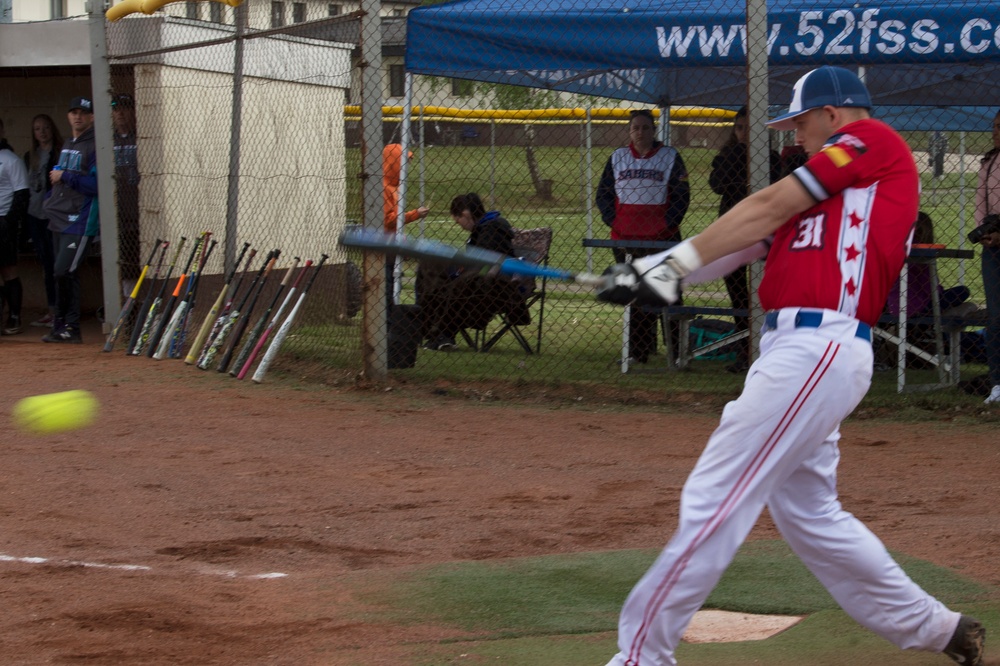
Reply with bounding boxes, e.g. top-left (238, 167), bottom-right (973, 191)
top-left (985, 385), bottom-right (1000, 405)
top-left (30, 313), bottom-right (54, 328)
